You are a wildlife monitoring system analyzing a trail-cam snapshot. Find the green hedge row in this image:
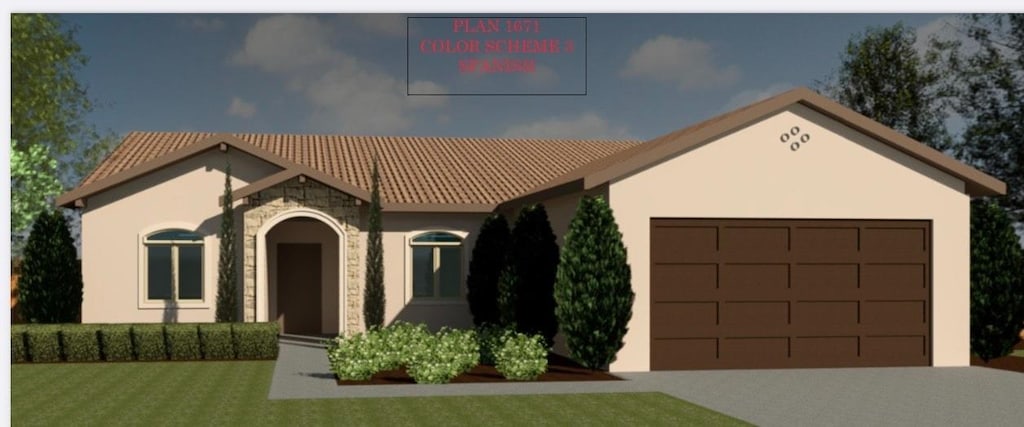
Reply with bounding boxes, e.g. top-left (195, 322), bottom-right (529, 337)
top-left (11, 322), bottom-right (279, 363)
